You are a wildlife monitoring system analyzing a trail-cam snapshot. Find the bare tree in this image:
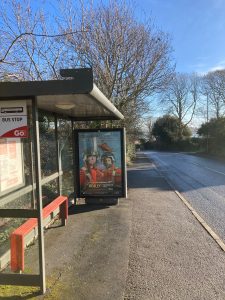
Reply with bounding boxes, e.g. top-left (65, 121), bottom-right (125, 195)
top-left (142, 116), bottom-right (155, 142)
top-left (0, 0), bottom-right (174, 139)
top-left (161, 73), bottom-right (199, 137)
top-left (202, 70), bottom-right (225, 119)
top-left (0, 0), bottom-right (85, 80)
top-left (59, 0), bottom-right (174, 133)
